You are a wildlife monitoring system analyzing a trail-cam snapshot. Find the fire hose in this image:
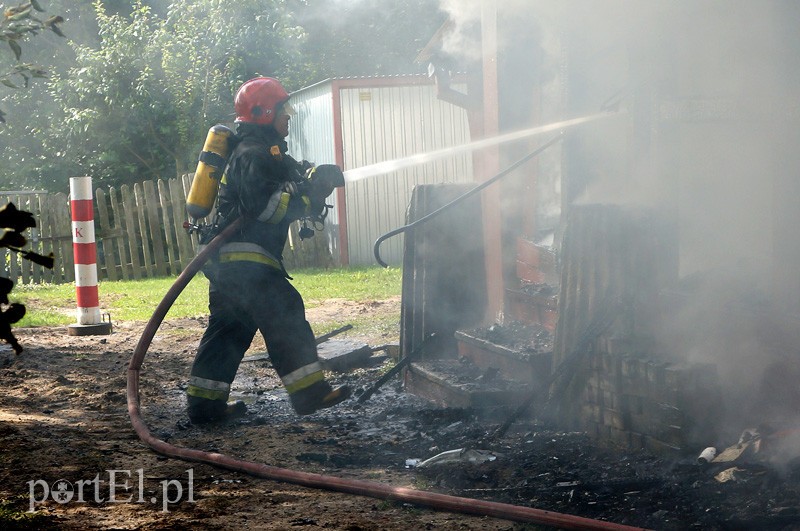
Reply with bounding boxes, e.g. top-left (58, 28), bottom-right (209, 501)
top-left (127, 216), bottom-right (647, 531)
